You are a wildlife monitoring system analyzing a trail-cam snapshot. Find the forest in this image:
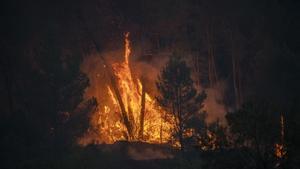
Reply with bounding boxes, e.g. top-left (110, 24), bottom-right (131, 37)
top-left (1, 0), bottom-right (299, 169)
